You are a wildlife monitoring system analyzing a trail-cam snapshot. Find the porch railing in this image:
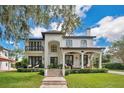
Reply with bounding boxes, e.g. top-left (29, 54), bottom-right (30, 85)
top-left (25, 46), bottom-right (44, 51)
